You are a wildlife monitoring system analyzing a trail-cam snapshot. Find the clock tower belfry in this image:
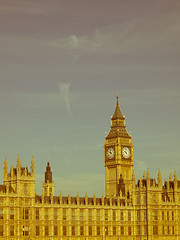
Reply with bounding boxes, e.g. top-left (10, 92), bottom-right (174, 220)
top-left (104, 95), bottom-right (134, 197)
